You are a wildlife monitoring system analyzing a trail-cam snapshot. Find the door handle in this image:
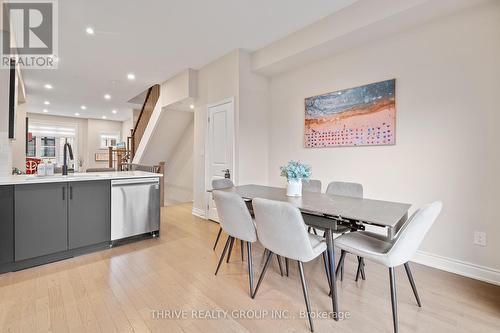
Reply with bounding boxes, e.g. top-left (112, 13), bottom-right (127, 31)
top-left (62, 186), bottom-right (66, 200)
top-left (222, 169), bottom-right (231, 179)
top-left (70, 186), bottom-right (73, 200)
